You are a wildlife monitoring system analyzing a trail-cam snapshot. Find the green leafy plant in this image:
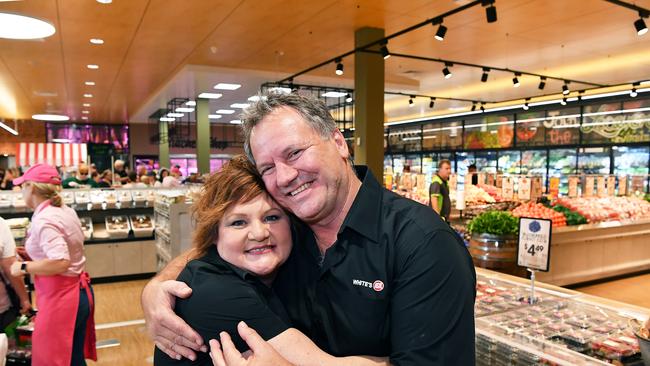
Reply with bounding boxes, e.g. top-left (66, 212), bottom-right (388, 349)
top-left (467, 211), bottom-right (519, 236)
